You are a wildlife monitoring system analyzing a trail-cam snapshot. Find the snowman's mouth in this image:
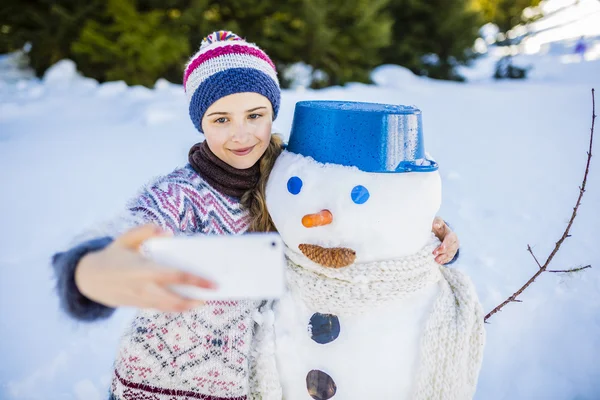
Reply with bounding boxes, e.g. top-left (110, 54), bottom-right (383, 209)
top-left (298, 244), bottom-right (356, 268)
